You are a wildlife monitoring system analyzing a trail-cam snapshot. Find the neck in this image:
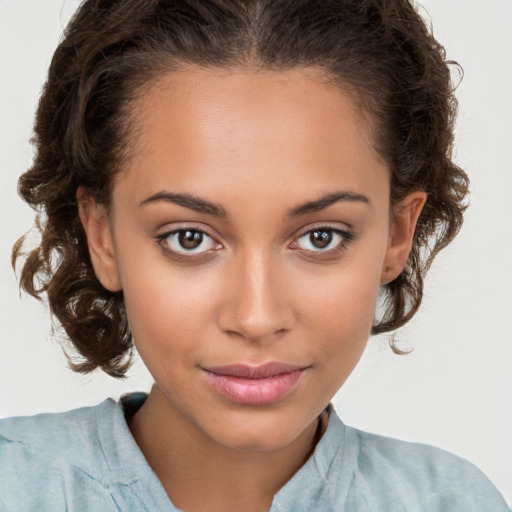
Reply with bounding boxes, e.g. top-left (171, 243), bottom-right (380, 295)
top-left (128, 386), bottom-right (325, 512)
